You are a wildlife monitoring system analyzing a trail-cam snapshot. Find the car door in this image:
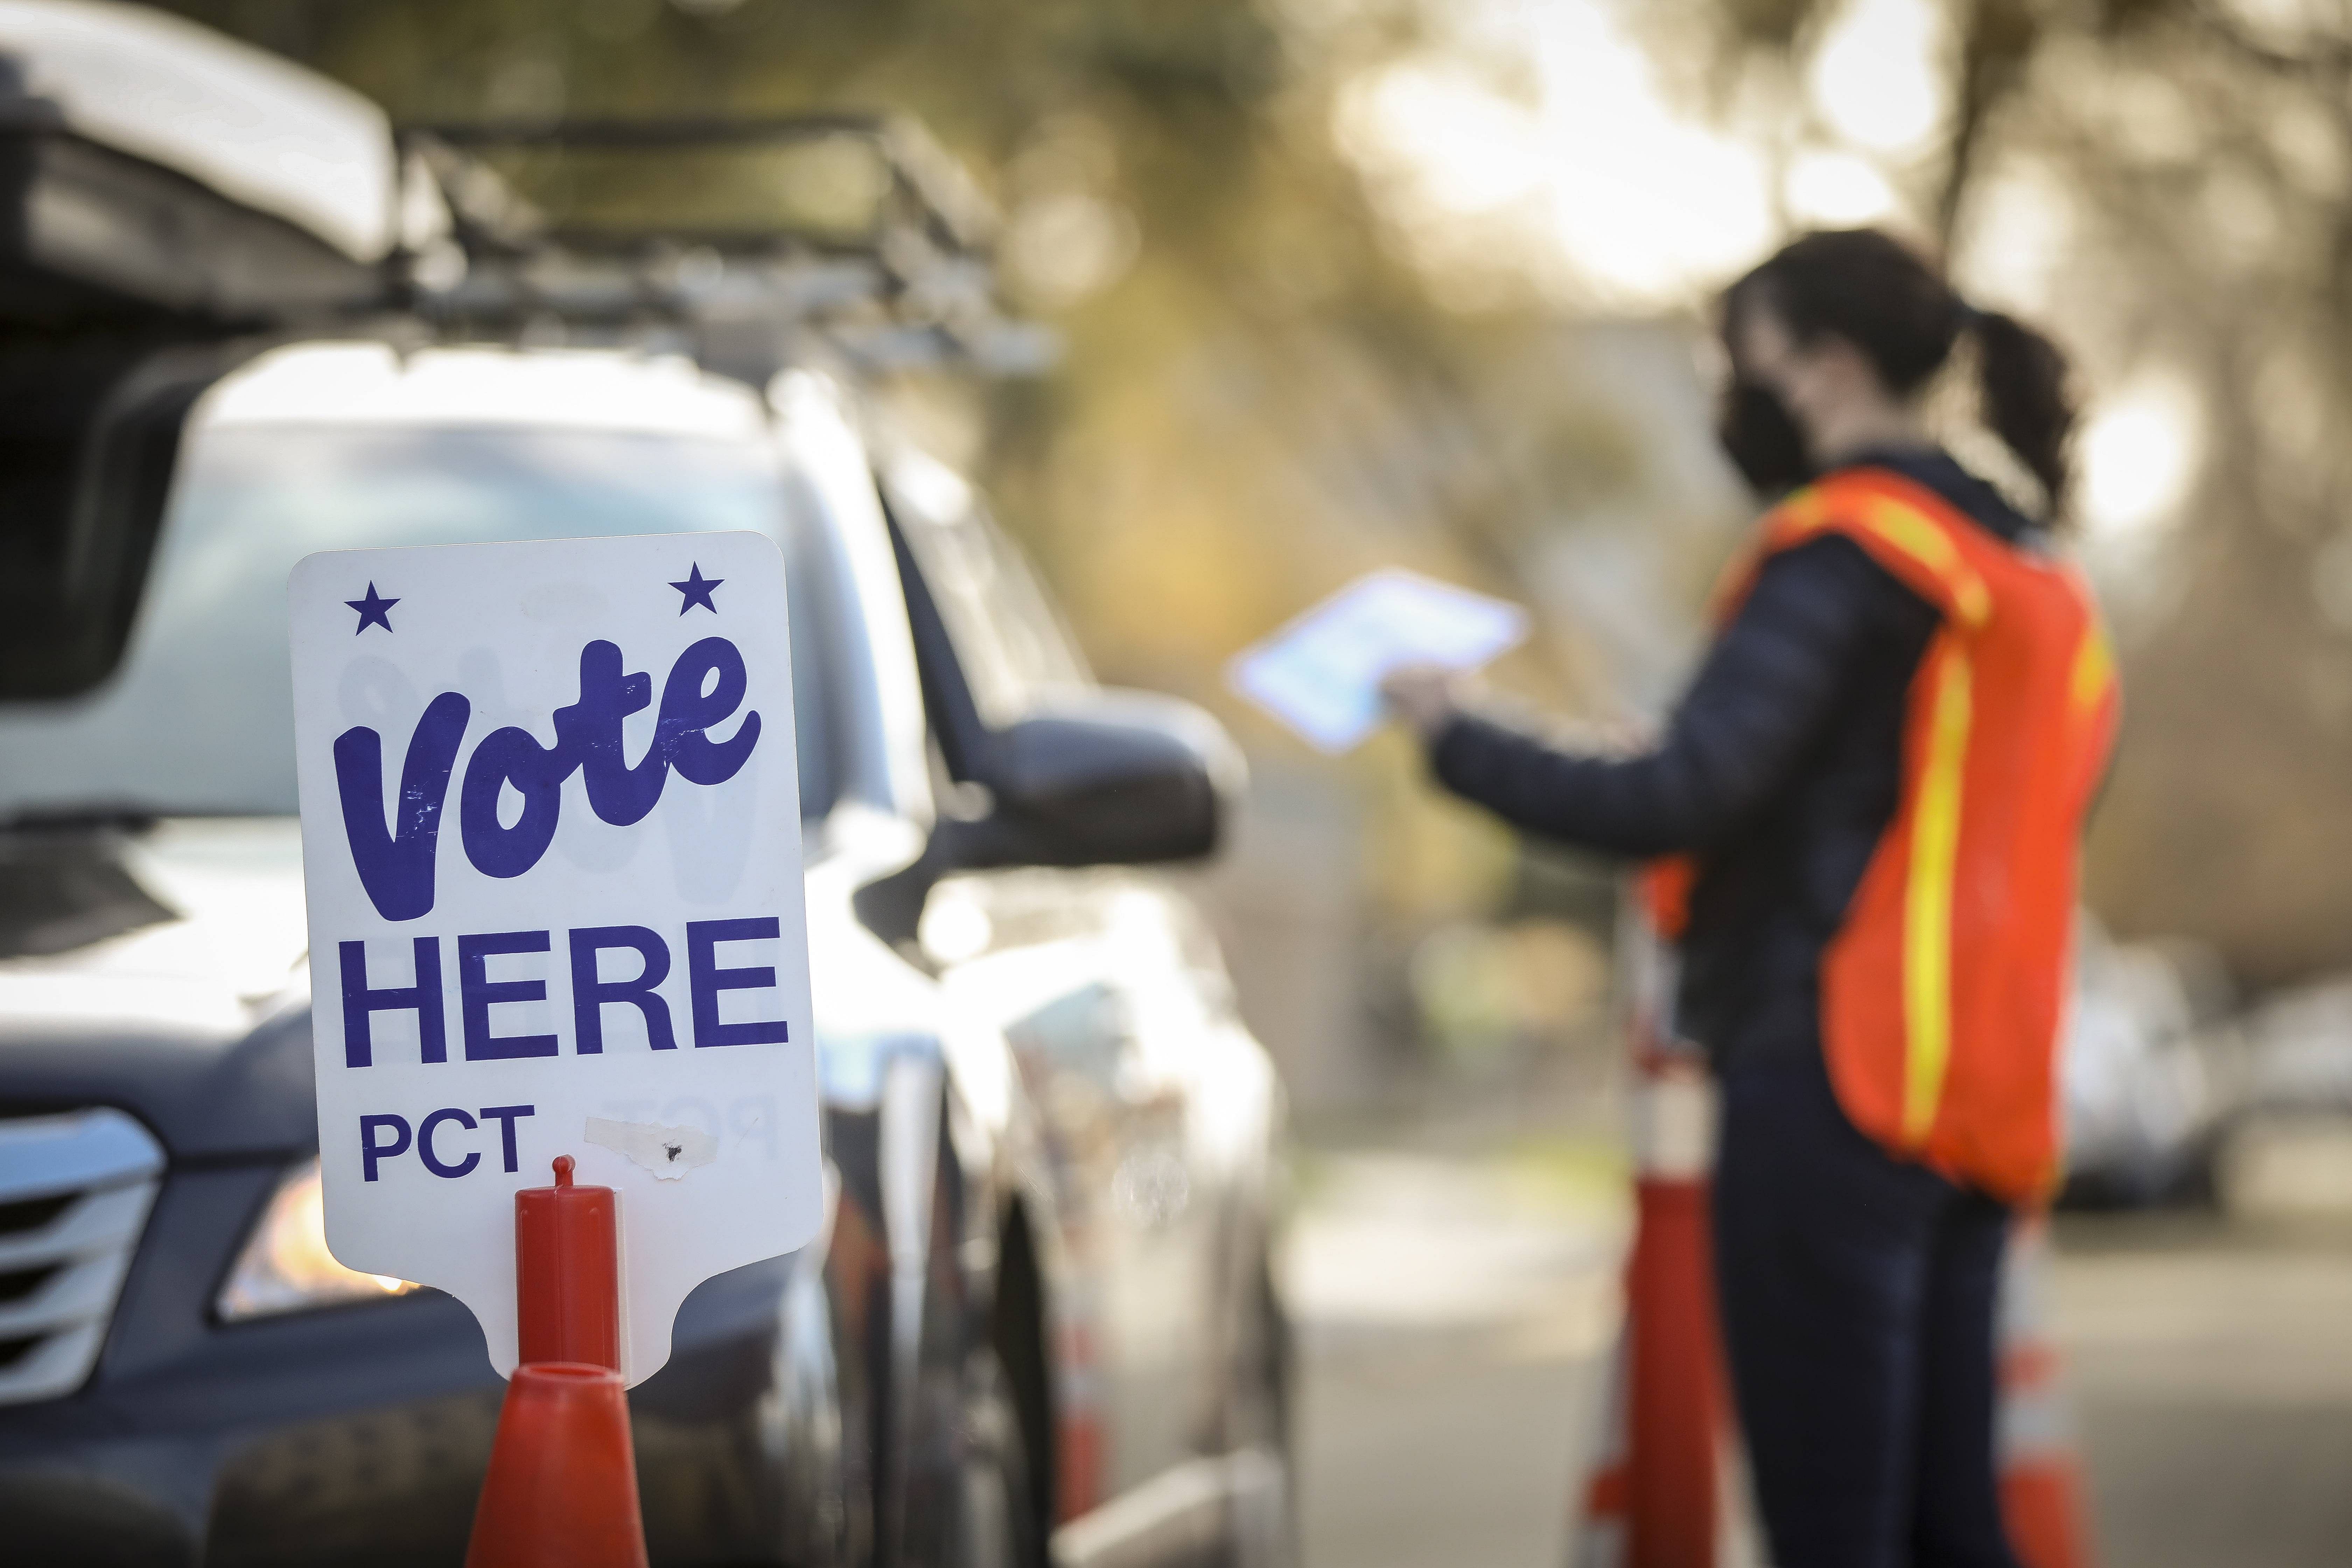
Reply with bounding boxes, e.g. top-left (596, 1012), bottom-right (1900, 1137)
top-left (938, 873), bottom-right (1229, 1497)
top-left (879, 451), bottom-right (1229, 1502)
